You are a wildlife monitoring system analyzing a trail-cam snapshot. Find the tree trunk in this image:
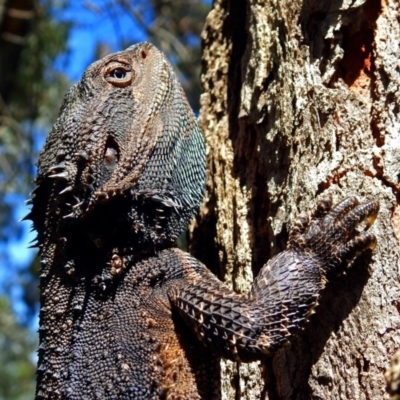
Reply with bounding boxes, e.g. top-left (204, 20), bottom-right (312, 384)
top-left (190, 0), bottom-right (400, 398)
